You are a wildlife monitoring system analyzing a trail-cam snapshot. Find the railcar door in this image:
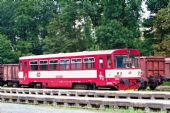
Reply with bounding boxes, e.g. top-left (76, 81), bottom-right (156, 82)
top-left (97, 56), bottom-right (106, 86)
top-left (23, 60), bottom-right (28, 82)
